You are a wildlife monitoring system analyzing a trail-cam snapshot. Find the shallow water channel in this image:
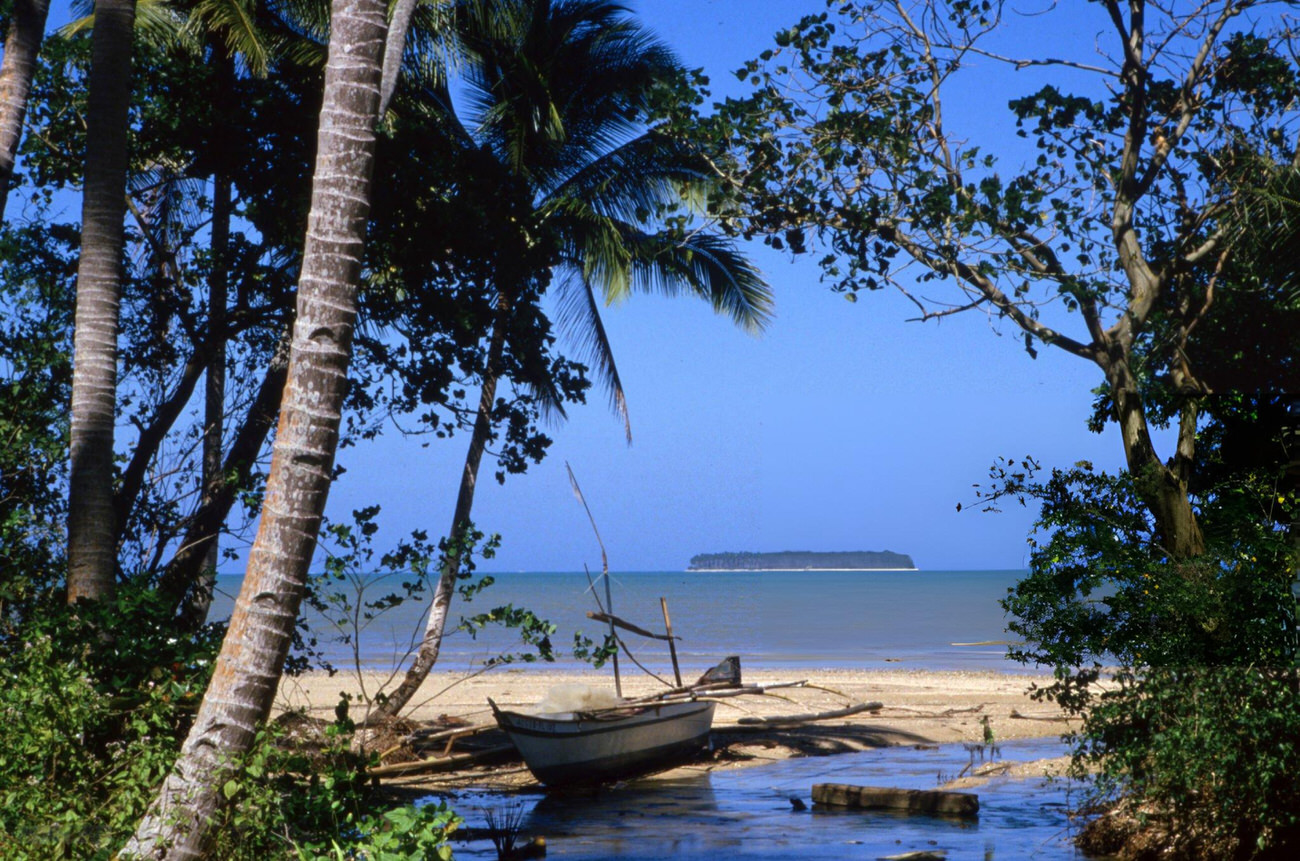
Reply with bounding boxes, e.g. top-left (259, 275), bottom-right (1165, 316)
top-left (432, 738), bottom-right (1095, 860)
